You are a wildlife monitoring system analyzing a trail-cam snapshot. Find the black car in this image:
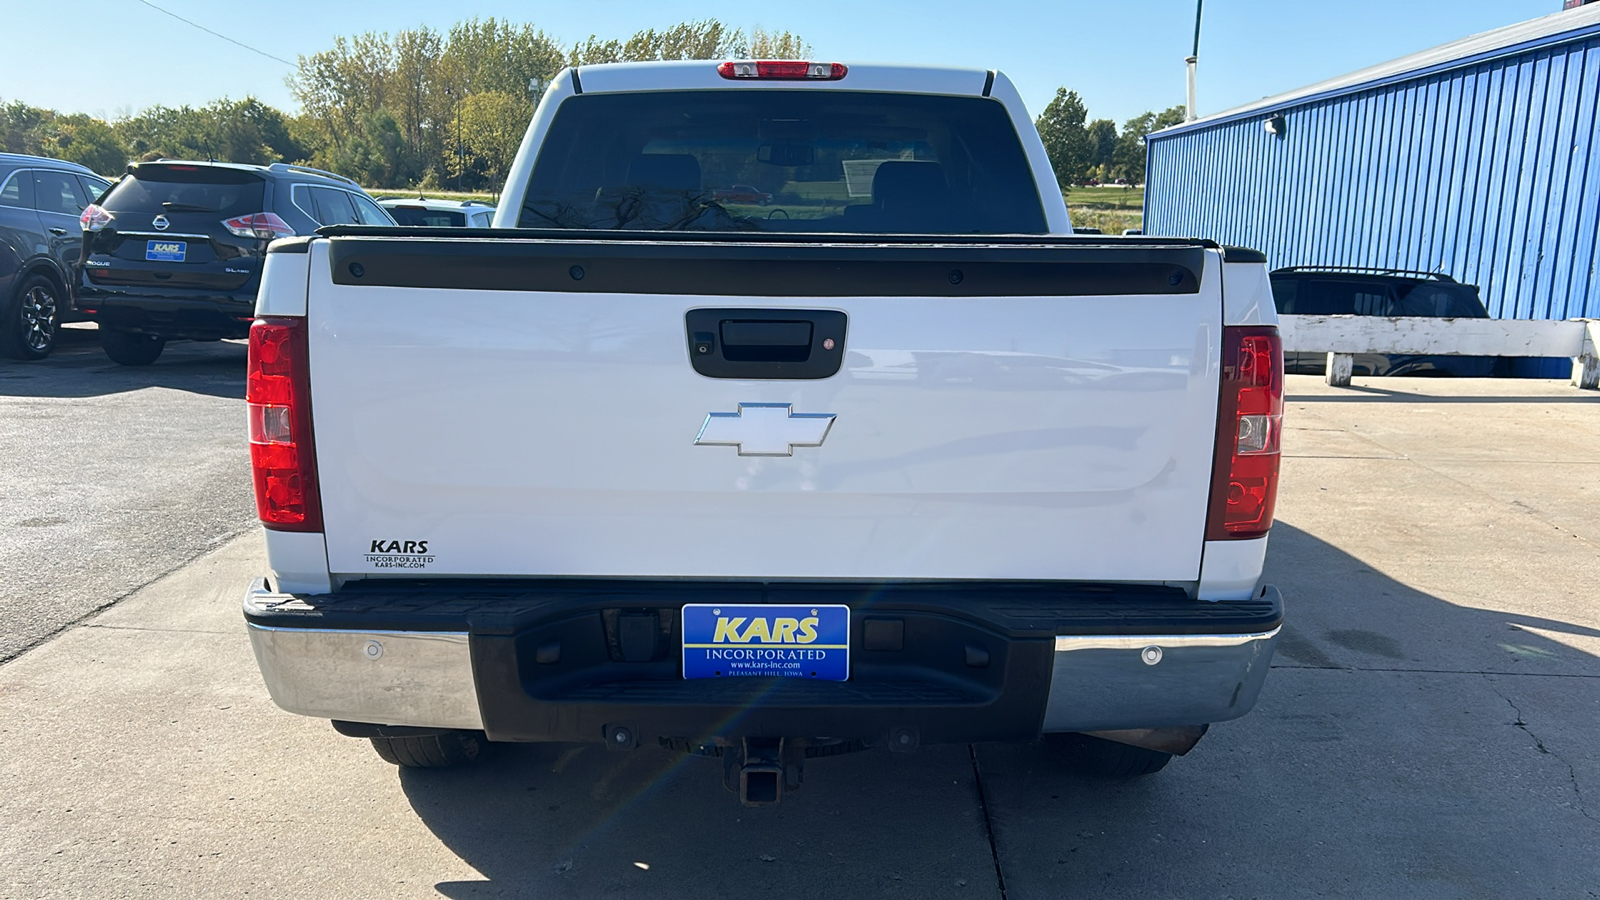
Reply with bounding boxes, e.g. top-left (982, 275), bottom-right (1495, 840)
top-left (0, 153), bottom-right (114, 359)
top-left (77, 161), bottom-right (394, 365)
top-left (1268, 266), bottom-right (1499, 377)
